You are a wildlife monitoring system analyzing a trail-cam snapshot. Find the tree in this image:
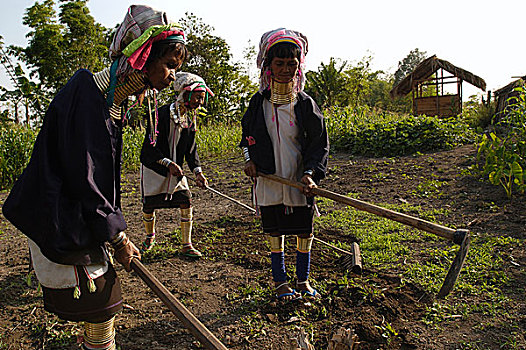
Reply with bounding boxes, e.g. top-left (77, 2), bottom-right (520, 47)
top-left (393, 48), bottom-right (427, 86)
top-left (365, 74), bottom-right (412, 113)
top-left (0, 36), bottom-right (47, 125)
top-left (59, 0), bottom-right (108, 73)
top-left (342, 55), bottom-right (380, 109)
top-left (176, 12), bottom-right (257, 123)
top-left (16, 0), bottom-right (108, 94)
top-left (305, 58), bottom-right (348, 108)
top-left (305, 56), bottom-right (384, 110)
